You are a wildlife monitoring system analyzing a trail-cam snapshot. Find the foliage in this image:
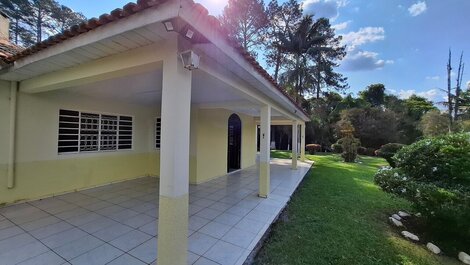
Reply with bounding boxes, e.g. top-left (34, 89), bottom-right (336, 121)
top-left (376, 143), bottom-right (405, 167)
top-left (256, 154), bottom-right (456, 265)
top-left (331, 142), bottom-right (343, 153)
top-left (374, 167), bottom-right (470, 254)
top-left (220, 0), bottom-right (268, 57)
top-left (419, 110), bottom-right (449, 137)
top-left (0, 0), bottom-right (86, 46)
top-left (264, 0), bottom-right (302, 80)
top-left (359, 83), bottom-right (385, 107)
top-left (394, 133), bottom-right (470, 183)
top-left (306, 144), bottom-right (321, 154)
top-left (340, 134), bottom-right (360, 162)
top-left (276, 14), bottom-right (347, 101)
top-left (337, 107), bottom-right (399, 148)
